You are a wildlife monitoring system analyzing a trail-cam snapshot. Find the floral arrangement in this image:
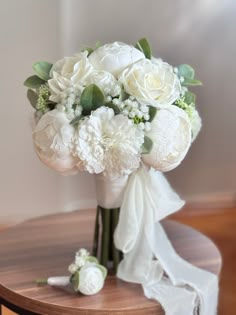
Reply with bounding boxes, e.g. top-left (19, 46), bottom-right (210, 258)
top-left (23, 40), bottom-right (219, 315)
top-left (24, 38), bottom-right (202, 179)
top-left (37, 248), bottom-right (107, 295)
